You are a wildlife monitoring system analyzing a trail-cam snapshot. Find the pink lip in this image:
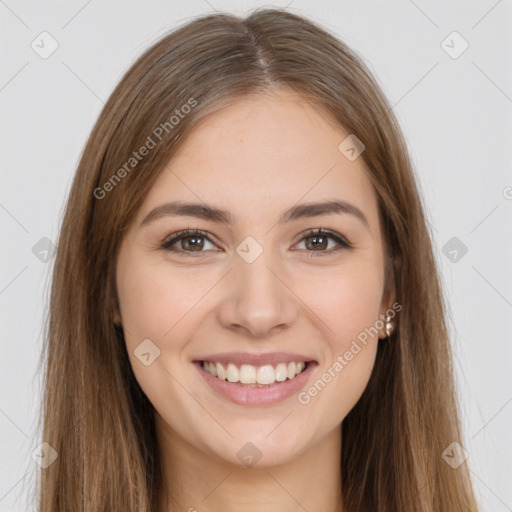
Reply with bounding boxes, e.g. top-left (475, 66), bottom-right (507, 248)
top-left (194, 359), bottom-right (318, 406)
top-left (194, 351), bottom-right (314, 368)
